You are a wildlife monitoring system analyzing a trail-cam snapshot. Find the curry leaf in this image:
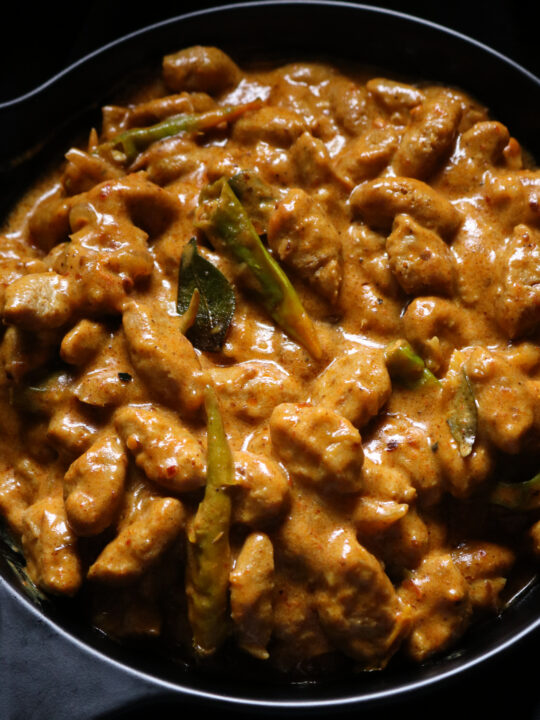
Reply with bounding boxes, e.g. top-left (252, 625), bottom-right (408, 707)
top-left (177, 238), bottom-right (235, 352)
top-left (447, 370), bottom-right (477, 457)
